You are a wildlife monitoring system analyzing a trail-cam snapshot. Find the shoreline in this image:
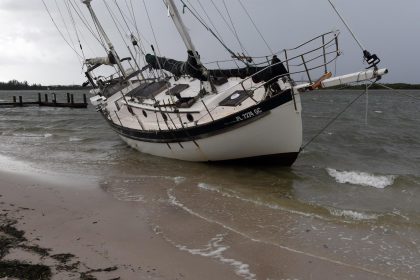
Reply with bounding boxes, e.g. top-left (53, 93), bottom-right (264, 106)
top-left (0, 154), bottom-right (417, 279)
top-left (0, 168), bottom-right (240, 280)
